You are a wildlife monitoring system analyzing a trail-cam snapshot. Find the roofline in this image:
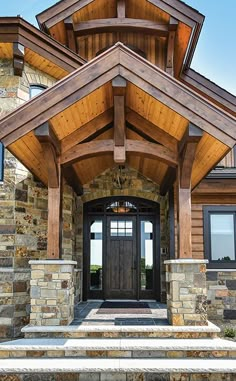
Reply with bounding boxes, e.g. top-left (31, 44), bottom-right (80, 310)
top-left (0, 17), bottom-right (86, 70)
top-left (0, 43), bottom-right (235, 147)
